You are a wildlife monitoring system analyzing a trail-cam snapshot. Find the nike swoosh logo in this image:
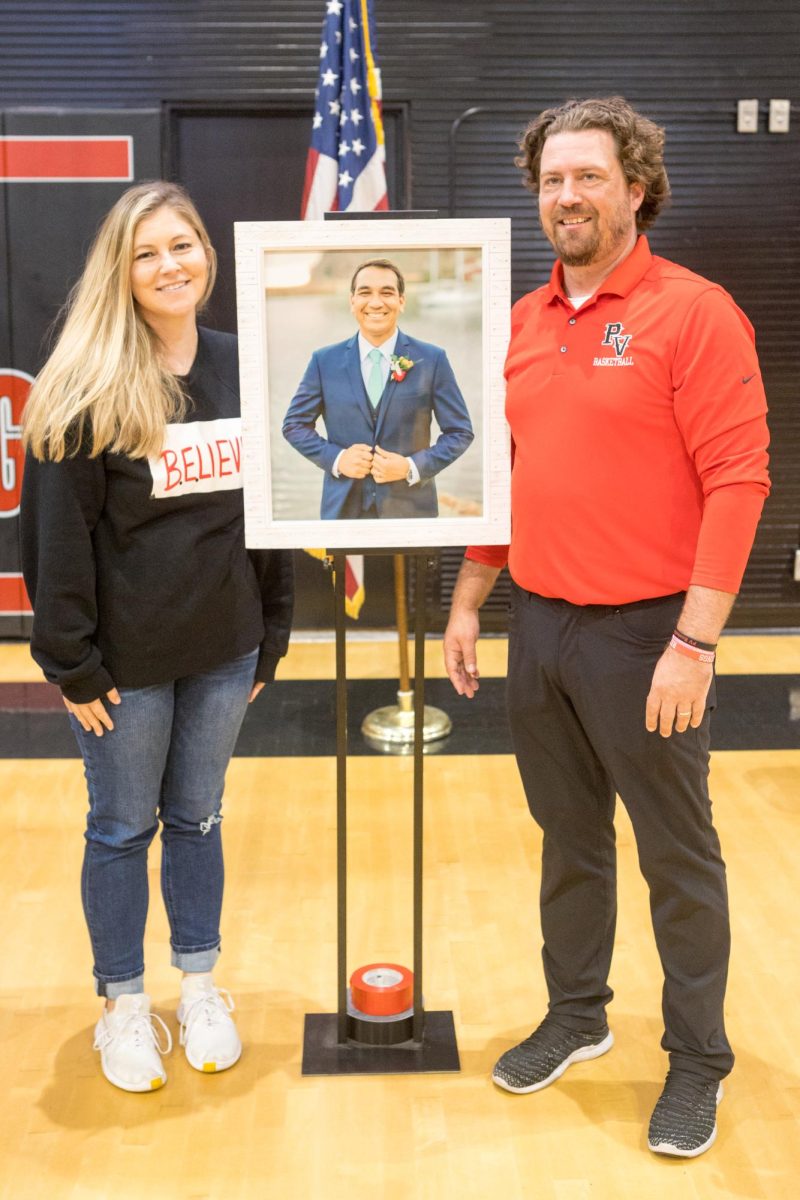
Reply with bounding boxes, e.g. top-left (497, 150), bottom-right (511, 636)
top-left (742, 374), bottom-right (756, 384)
